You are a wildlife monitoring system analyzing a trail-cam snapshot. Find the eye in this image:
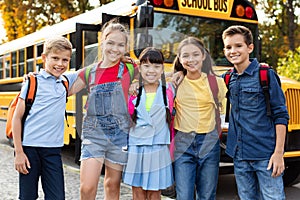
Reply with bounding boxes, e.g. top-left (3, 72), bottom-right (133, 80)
top-left (225, 46), bottom-right (231, 50)
top-left (52, 56), bottom-right (59, 60)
